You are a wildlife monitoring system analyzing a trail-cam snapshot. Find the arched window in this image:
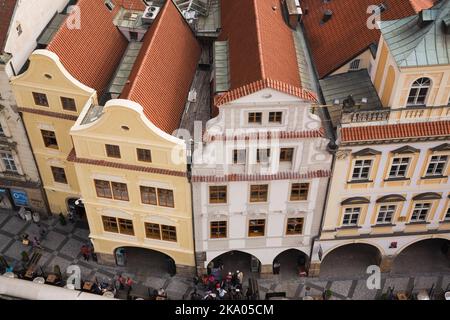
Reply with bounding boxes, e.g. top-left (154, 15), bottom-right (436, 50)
top-left (407, 77), bottom-right (431, 106)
